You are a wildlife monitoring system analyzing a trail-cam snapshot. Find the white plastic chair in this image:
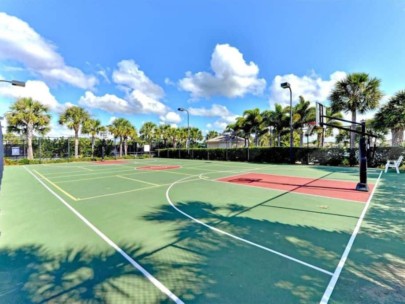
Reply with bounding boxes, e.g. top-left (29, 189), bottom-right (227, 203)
top-left (385, 155), bottom-right (403, 174)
